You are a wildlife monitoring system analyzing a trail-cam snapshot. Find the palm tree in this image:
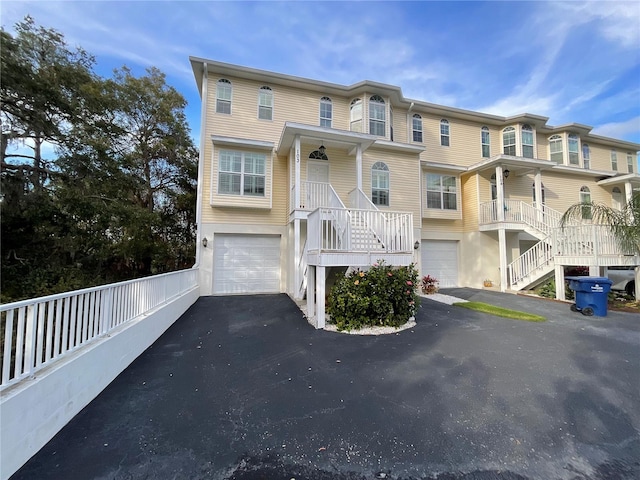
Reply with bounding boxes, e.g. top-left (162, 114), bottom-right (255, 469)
top-left (560, 192), bottom-right (640, 256)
